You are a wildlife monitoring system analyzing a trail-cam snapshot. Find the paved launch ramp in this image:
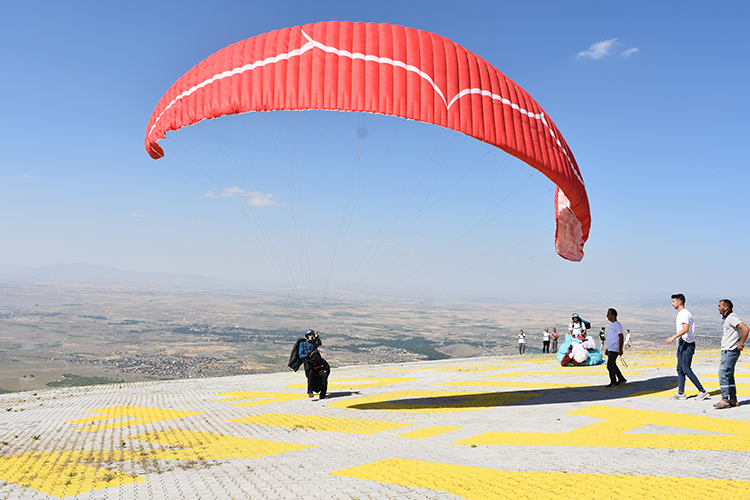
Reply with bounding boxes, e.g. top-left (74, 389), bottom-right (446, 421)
top-left (0, 350), bottom-right (748, 499)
